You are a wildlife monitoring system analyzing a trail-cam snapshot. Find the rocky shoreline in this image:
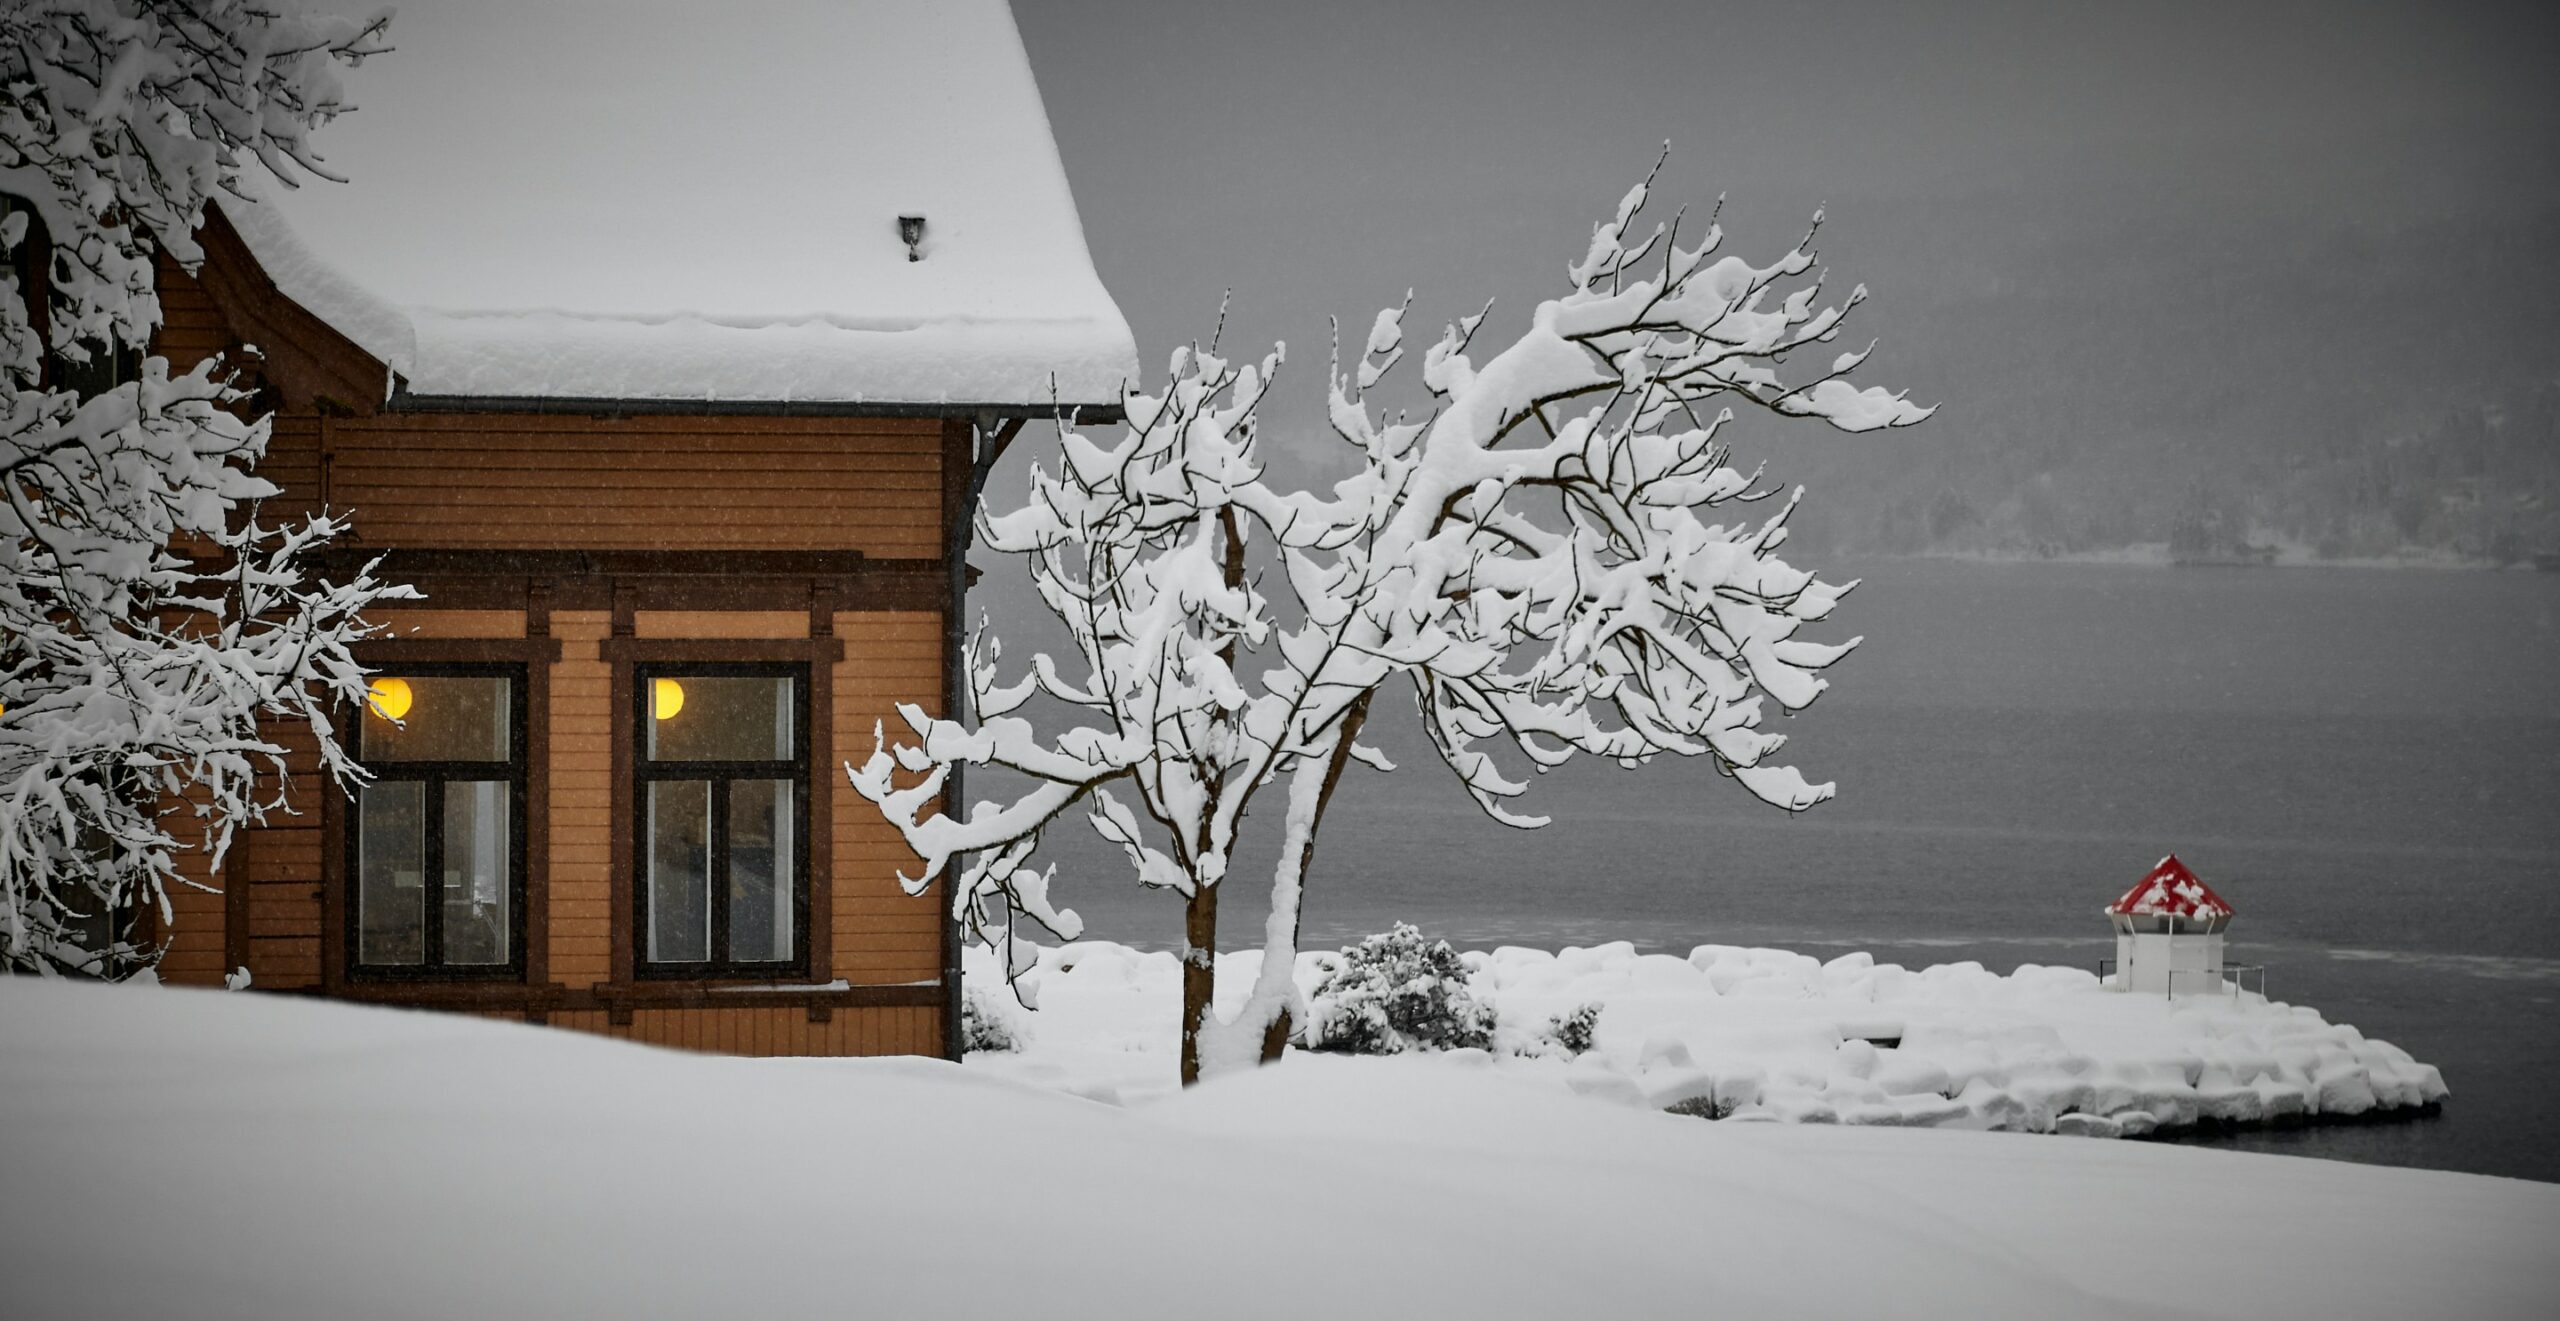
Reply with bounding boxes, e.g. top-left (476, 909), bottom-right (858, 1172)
top-left (967, 940), bottom-right (2453, 1146)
